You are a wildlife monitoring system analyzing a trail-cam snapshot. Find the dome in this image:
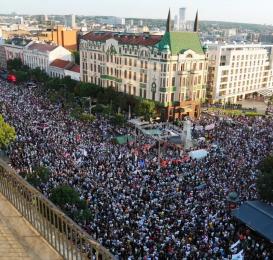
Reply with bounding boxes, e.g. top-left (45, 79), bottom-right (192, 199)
top-left (203, 44), bottom-right (208, 52)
